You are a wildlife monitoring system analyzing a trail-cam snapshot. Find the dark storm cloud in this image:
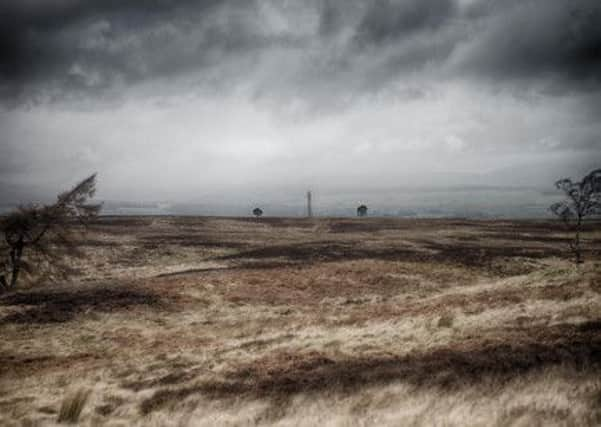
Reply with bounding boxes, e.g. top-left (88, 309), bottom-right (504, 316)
top-left (355, 0), bottom-right (456, 45)
top-left (1, 0), bottom-right (601, 106)
top-left (348, 0), bottom-right (601, 94)
top-left (0, 0), bottom-right (289, 103)
top-left (0, 0), bottom-right (222, 78)
top-left (453, 0), bottom-right (601, 89)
